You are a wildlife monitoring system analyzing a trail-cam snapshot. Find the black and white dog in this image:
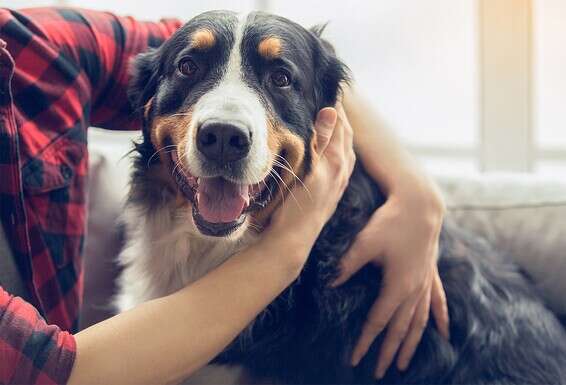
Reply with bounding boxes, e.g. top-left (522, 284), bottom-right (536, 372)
top-left (116, 10), bottom-right (566, 384)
